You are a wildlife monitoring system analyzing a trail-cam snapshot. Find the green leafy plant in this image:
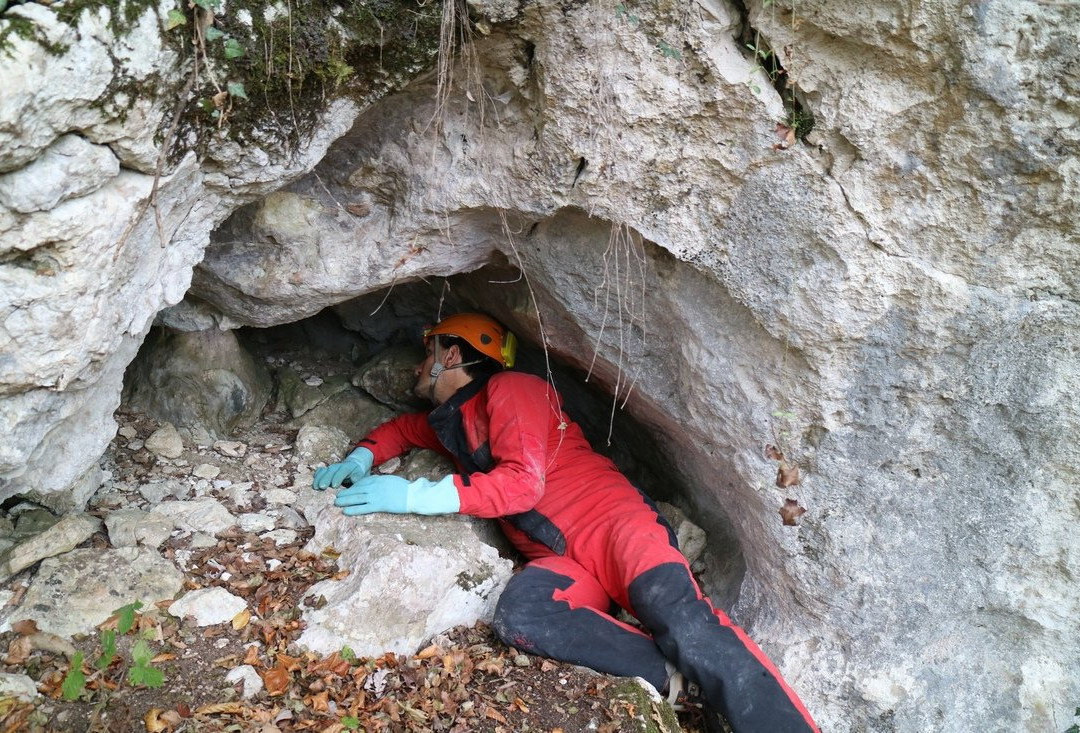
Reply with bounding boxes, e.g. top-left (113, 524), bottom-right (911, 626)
top-left (223, 37), bottom-right (245, 59)
top-left (165, 9), bottom-right (186, 29)
top-left (114, 601), bottom-right (143, 635)
top-left (340, 645), bottom-right (356, 663)
top-left (61, 652), bottom-right (86, 701)
top-left (342, 716), bottom-right (360, 730)
top-left (95, 629), bottom-right (117, 670)
top-left (127, 639), bottom-right (164, 688)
